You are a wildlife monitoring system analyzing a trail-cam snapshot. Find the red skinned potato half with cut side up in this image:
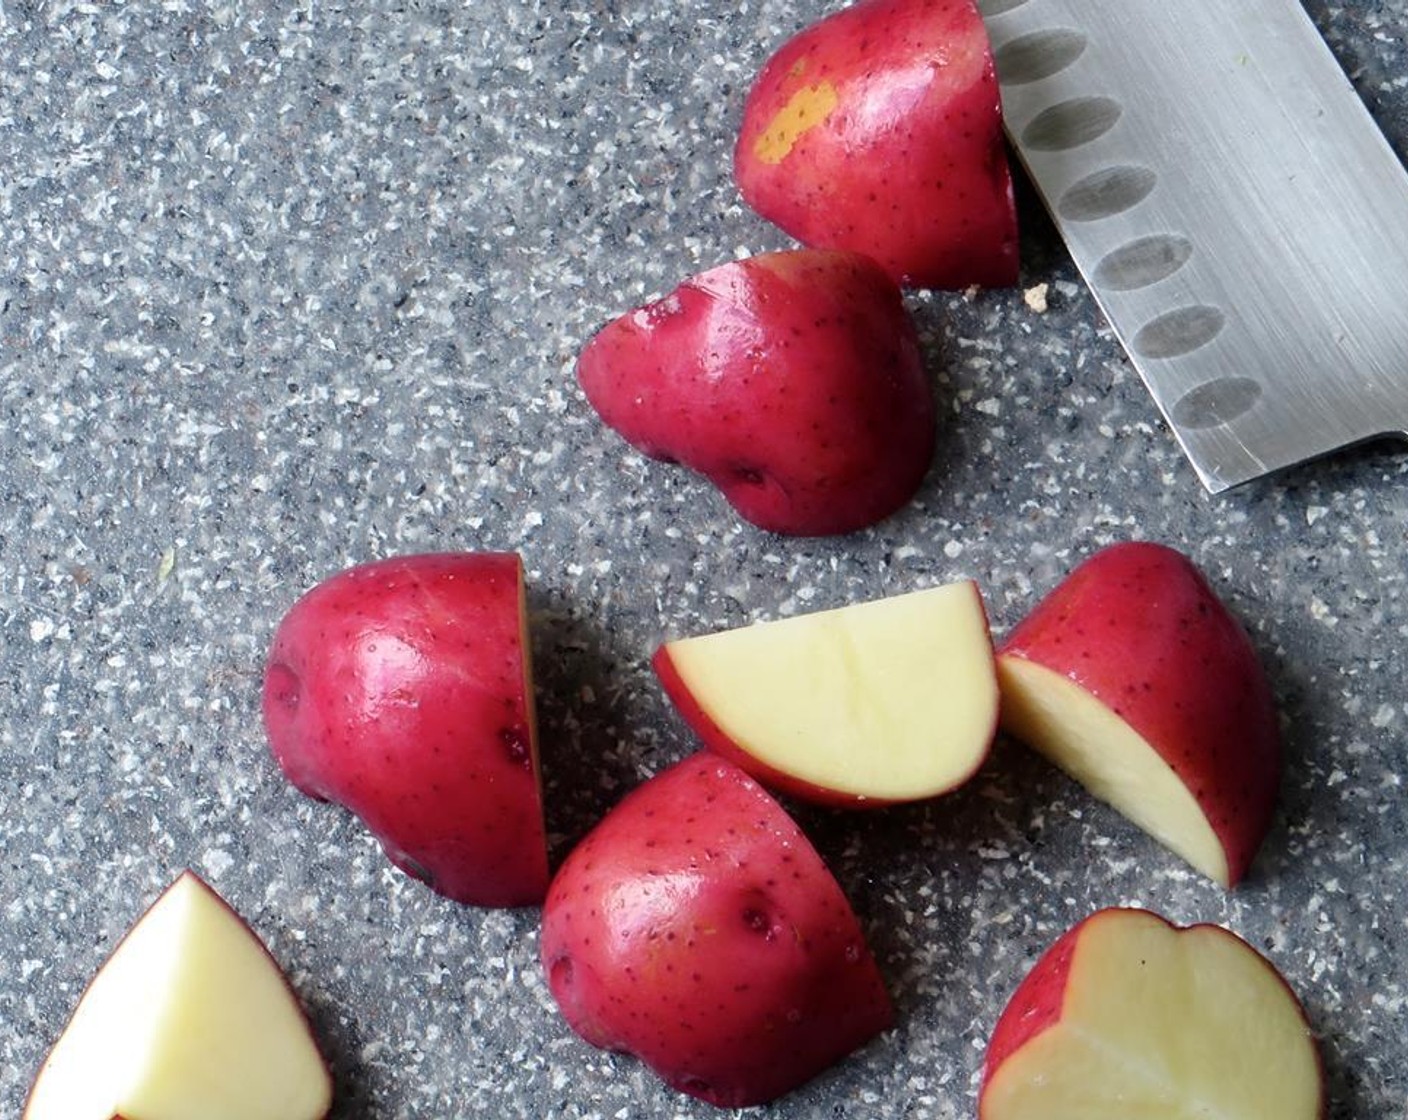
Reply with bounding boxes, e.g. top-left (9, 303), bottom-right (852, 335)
top-left (735, 0), bottom-right (1019, 290)
top-left (540, 752), bottom-right (894, 1109)
top-left (576, 248), bottom-right (936, 536)
top-left (980, 907), bottom-right (1324, 1120)
top-left (262, 552), bottom-right (550, 908)
top-left (996, 541), bottom-right (1283, 887)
